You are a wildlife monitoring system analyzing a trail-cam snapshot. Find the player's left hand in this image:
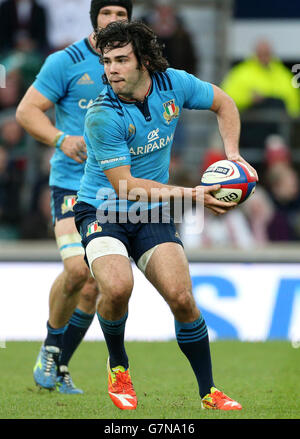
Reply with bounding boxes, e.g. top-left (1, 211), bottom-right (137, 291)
top-left (61, 135), bottom-right (87, 163)
top-left (227, 154), bottom-right (259, 181)
top-left (194, 184), bottom-right (237, 215)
